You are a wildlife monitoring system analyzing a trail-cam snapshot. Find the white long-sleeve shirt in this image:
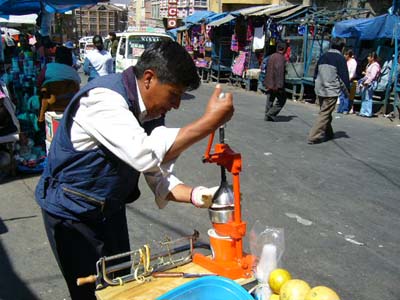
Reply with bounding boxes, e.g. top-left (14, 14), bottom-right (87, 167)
top-left (70, 83), bottom-right (181, 208)
top-left (83, 49), bottom-right (113, 79)
top-left (347, 57), bottom-right (357, 80)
